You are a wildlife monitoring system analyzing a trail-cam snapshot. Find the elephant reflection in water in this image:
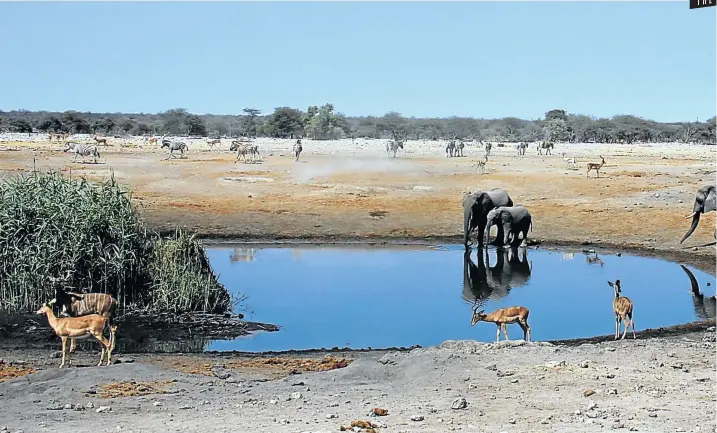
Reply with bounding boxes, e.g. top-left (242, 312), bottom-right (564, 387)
top-left (230, 248), bottom-right (256, 263)
top-left (680, 264), bottom-right (716, 321)
top-left (462, 247), bottom-right (533, 307)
